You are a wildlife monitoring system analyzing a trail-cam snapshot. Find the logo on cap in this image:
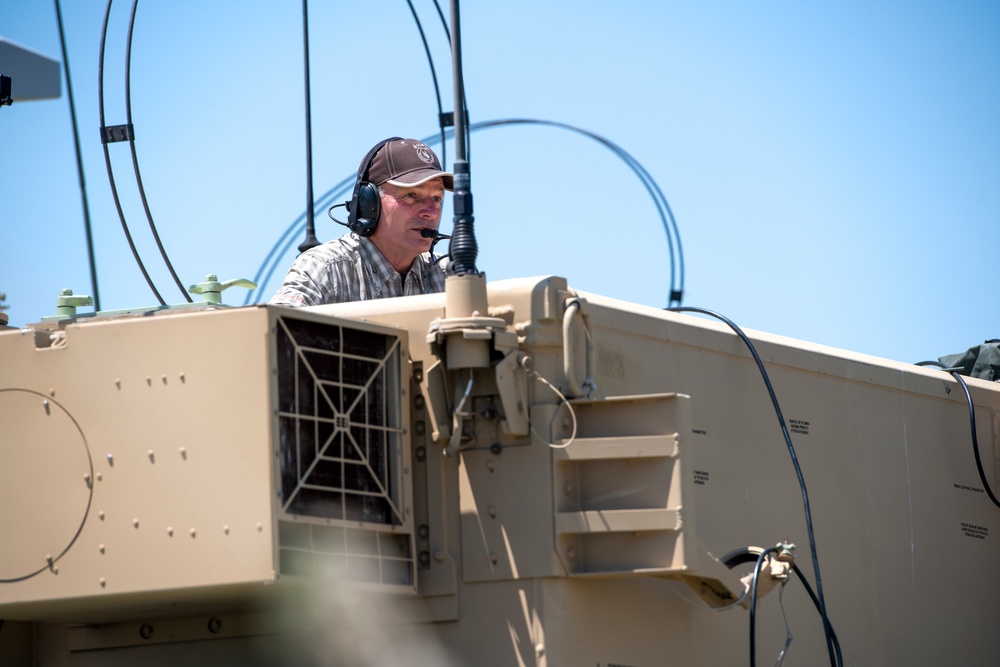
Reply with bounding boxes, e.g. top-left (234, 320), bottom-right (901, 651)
top-left (414, 143), bottom-right (435, 164)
